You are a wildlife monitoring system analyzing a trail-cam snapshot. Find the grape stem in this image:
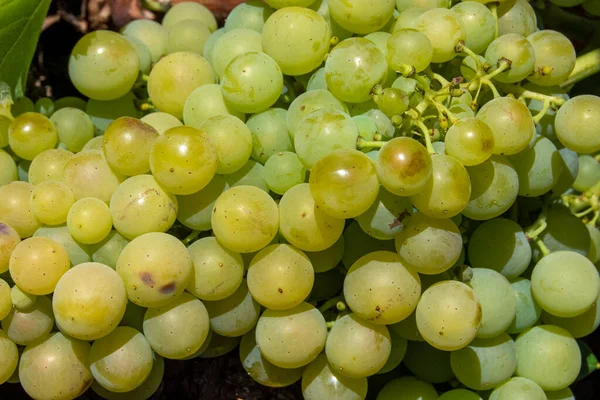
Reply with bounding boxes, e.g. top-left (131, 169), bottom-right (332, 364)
top-left (533, 237), bottom-right (551, 258)
top-left (414, 120), bottom-right (436, 155)
top-left (142, 0), bottom-right (167, 12)
top-left (182, 230), bottom-right (201, 245)
top-left (494, 82), bottom-right (567, 106)
top-left (456, 42), bottom-right (483, 72)
top-left (589, 211), bottom-right (600, 226)
top-left (525, 206), bottom-right (548, 240)
top-left (357, 138), bottom-right (387, 149)
top-left (489, 3), bottom-right (499, 40)
top-left (532, 99), bottom-right (551, 124)
top-left (575, 207), bottom-right (594, 219)
top-left (318, 295), bottom-right (344, 313)
top-left (560, 48), bottom-right (600, 89)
